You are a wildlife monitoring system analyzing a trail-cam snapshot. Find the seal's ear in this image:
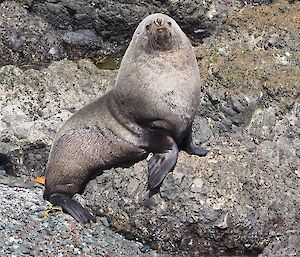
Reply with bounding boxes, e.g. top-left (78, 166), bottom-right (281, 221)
top-left (147, 135), bottom-right (178, 189)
